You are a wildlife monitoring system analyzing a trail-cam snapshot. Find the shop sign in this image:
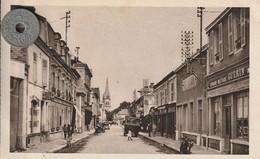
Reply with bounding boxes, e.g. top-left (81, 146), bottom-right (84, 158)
top-left (182, 75), bottom-right (197, 91)
top-left (208, 66), bottom-right (249, 88)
